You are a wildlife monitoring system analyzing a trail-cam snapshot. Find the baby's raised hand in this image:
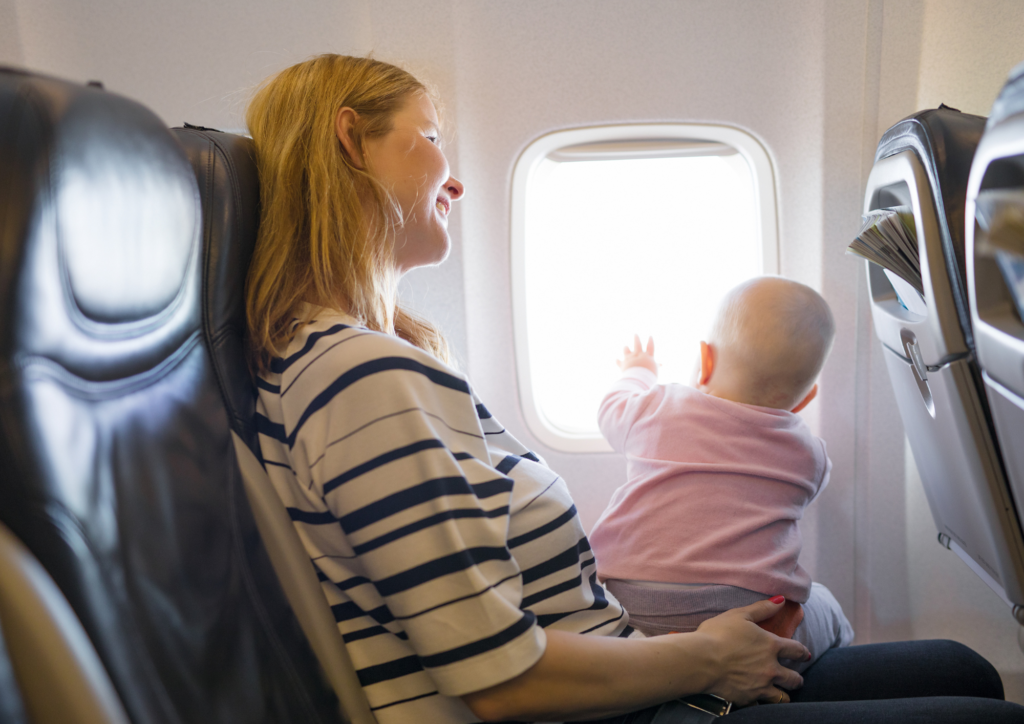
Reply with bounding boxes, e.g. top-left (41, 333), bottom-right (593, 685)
top-left (617, 334), bottom-right (659, 377)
